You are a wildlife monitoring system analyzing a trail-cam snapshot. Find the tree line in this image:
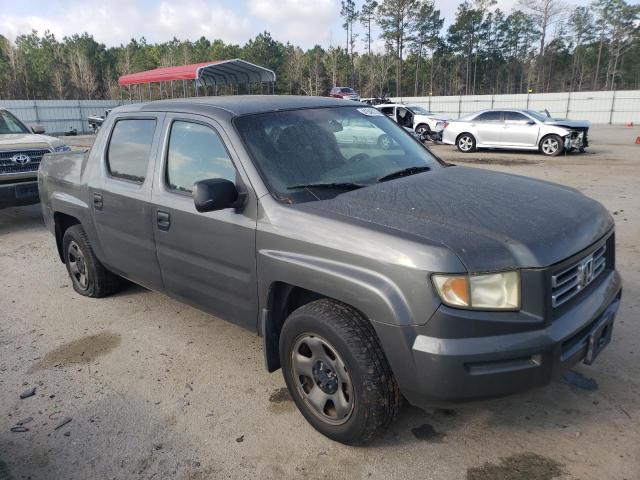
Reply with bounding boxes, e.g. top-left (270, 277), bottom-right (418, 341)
top-left (0, 0), bottom-right (638, 101)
